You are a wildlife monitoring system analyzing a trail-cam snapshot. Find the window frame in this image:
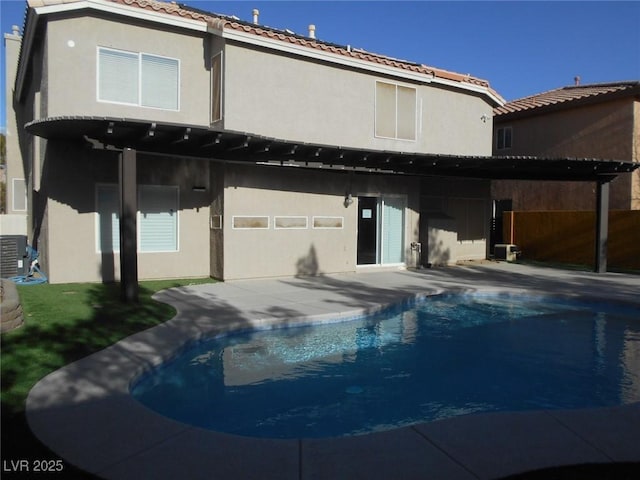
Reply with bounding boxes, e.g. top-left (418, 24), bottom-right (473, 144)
top-left (97, 46), bottom-right (180, 111)
top-left (496, 126), bottom-right (513, 150)
top-left (232, 216), bottom-right (270, 230)
top-left (374, 81), bottom-right (417, 141)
